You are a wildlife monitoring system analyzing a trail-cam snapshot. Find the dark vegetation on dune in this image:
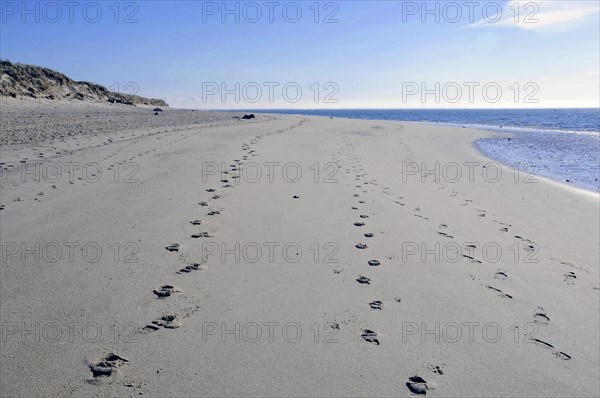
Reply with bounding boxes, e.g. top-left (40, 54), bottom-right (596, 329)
top-left (0, 60), bottom-right (168, 107)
